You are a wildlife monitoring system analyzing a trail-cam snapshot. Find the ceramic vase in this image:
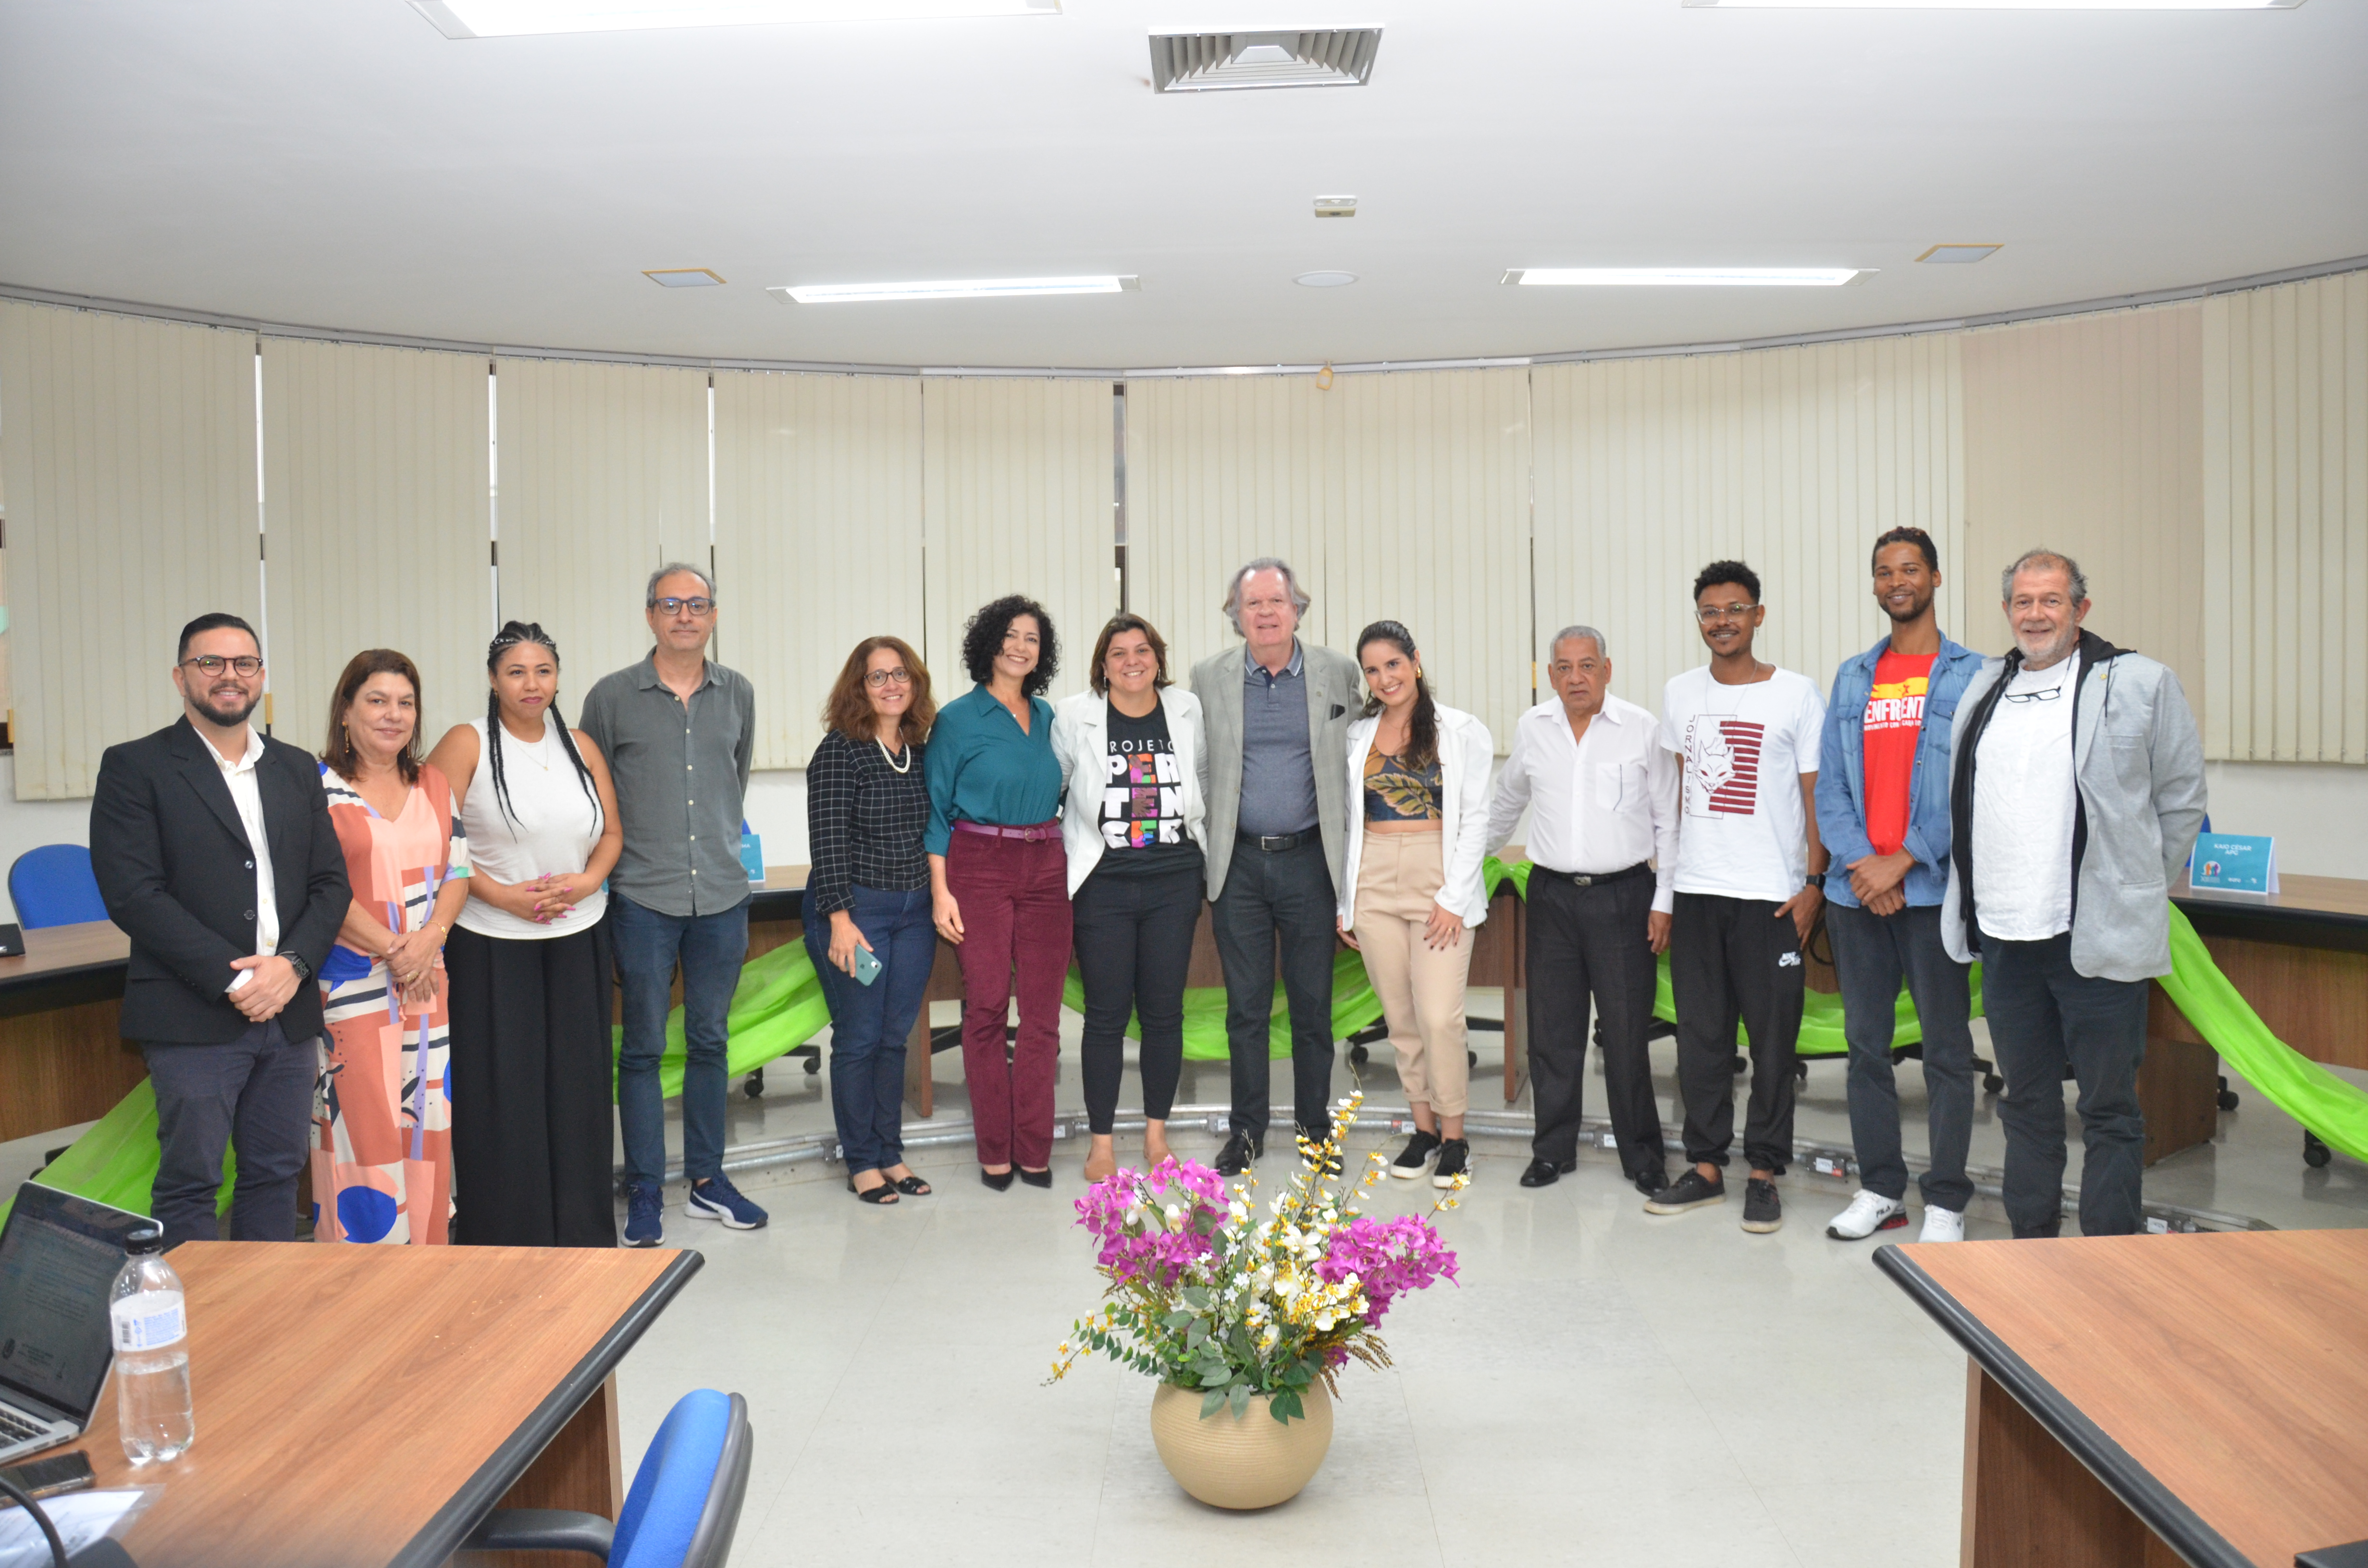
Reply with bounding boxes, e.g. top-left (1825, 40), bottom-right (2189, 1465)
top-left (1147, 1381), bottom-right (1335, 1509)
